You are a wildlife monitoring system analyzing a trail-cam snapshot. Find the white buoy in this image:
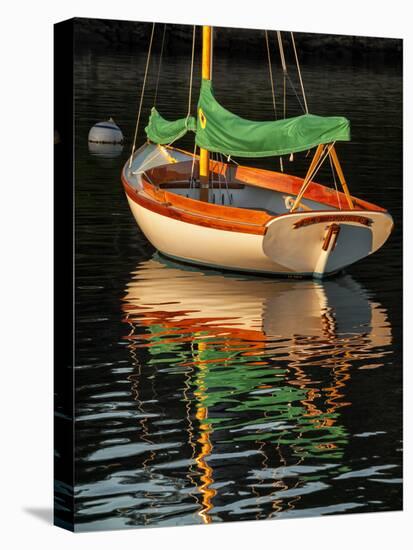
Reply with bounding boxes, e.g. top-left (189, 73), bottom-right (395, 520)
top-left (88, 117), bottom-right (124, 144)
